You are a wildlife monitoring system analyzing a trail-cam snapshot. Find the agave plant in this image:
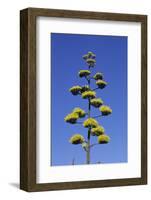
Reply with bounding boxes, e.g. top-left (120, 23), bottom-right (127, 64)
top-left (64, 51), bottom-right (112, 164)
